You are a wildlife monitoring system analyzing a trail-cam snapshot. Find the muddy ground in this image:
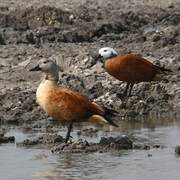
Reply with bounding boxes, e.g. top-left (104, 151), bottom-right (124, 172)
top-left (0, 0), bottom-right (180, 151)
